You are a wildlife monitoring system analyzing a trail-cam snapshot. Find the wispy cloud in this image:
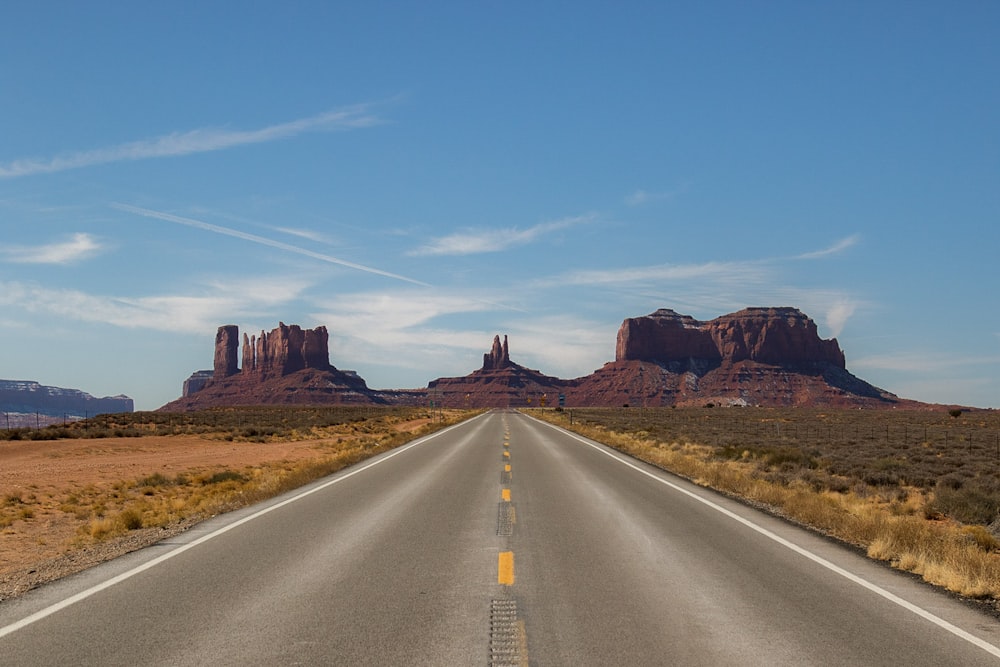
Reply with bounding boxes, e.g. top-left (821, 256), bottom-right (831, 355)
top-left (0, 232), bottom-right (103, 264)
top-left (852, 351), bottom-right (1000, 373)
top-left (0, 276), bottom-right (311, 333)
top-left (313, 289), bottom-right (619, 383)
top-left (0, 105), bottom-right (381, 179)
top-left (795, 234), bottom-right (860, 259)
top-left (318, 290), bottom-right (497, 330)
top-left (409, 214), bottom-right (594, 257)
top-left (560, 260), bottom-right (772, 287)
top-left (823, 298), bottom-right (856, 338)
top-left (624, 185), bottom-right (687, 207)
top-left (112, 203), bottom-right (429, 286)
top-left (552, 246), bottom-right (864, 338)
top-left (505, 315), bottom-right (617, 377)
top-left (313, 290), bottom-right (508, 376)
